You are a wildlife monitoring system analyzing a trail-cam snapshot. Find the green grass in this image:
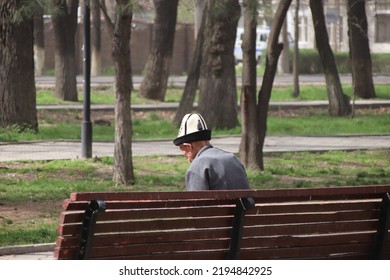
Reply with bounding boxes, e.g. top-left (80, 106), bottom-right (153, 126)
top-left (36, 88), bottom-right (183, 105)
top-left (0, 222), bottom-right (58, 247)
top-left (1, 149), bottom-right (390, 246)
top-left (1, 109), bottom-right (389, 142)
top-left (267, 112), bottom-right (390, 135)
top-left (270, 84), bottom-right (390, 101)
top-left (36, 84), bottom-right (390, 105)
